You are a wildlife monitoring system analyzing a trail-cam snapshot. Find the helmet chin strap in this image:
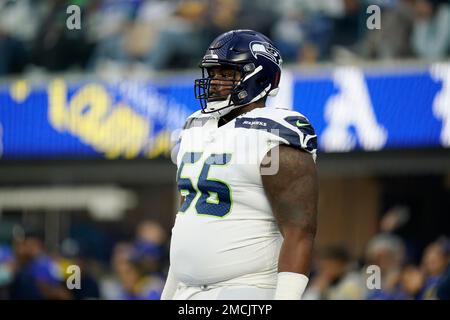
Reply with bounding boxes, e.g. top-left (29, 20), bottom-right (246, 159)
top-left (208, 103), bottom-right (242, 118)
top-left (204, 94), bottom-right (240, 117)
